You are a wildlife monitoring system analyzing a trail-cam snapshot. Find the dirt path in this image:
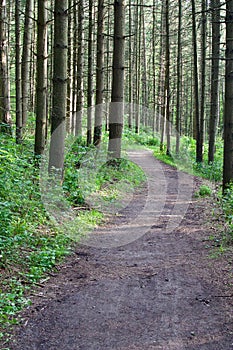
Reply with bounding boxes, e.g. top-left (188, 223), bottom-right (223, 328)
top-left (5, 149), bottom-right (233, 350)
